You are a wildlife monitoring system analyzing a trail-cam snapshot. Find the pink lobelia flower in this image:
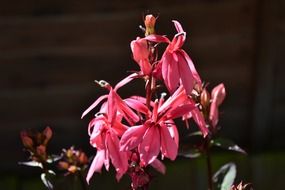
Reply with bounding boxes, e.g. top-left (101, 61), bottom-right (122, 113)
top-left (82, 74), bottom-right (140, 183)
top-left (209, 83), bottom-right (226, 128)
top-left (152, 21), bottom-right (202, 94)
top-left (120, 86), bottom-right (195, 166)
